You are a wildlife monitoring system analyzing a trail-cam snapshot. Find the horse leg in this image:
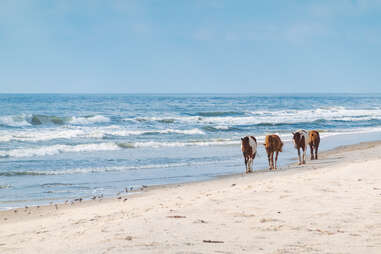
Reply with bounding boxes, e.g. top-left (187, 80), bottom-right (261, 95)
top-left (271, 152), bottom-right (275, 169)
top-left (267, 152), bottom-right (272, 170)
top-left (297, 148), bottom-right (301, 165)
top-left (310, 143), bottom-right (314, 160)
top-left (303, 147), bottom-right (306, 164)
top-left (275, 151), bottom-right (279, 169)
top-left (244, 156), bottom-right (248, 173)
top-left (315, 144), bottom-right (319, 160)
top-left (252, 152), bottom-right (256, 172)
top-left (249, 157), bottom-right (253, 173)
